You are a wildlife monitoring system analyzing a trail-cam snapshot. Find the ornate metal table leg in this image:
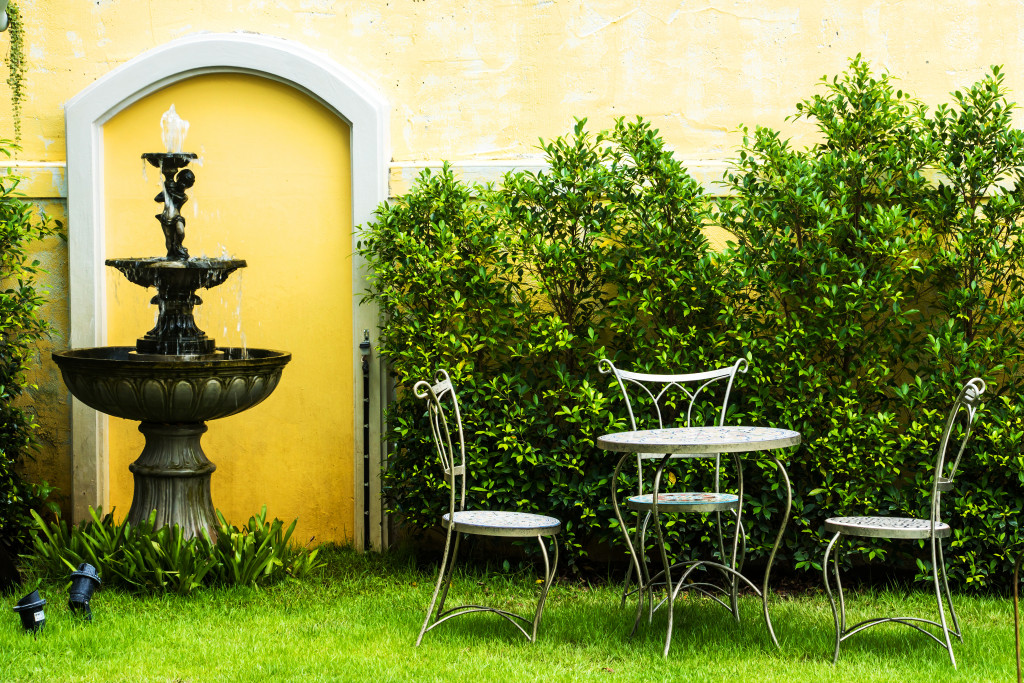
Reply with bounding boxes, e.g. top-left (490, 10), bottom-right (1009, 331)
top-left (651, 454), bottom-right (676, 658)
top-left (761, 453), bottom-right (791, 649)
top-left (611, 453), bottom-right (647, 631)
top-left (727, 452), bottom-right (745, 622)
